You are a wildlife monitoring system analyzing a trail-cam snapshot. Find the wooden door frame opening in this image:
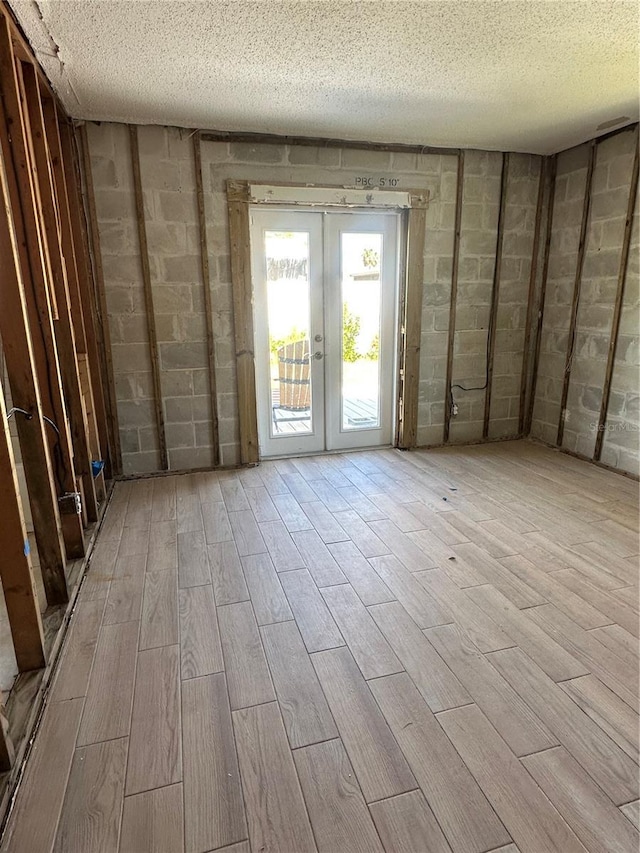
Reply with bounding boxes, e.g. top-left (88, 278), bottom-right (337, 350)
top-left (226, 180), bottom-right (429, 465)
